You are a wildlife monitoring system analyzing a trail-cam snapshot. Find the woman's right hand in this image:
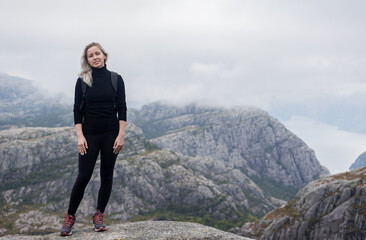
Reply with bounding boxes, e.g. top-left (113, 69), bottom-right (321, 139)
top-left (78, 135), bottom-right (88, 155)
top-left (75, 124), bottom-right (87, 155)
